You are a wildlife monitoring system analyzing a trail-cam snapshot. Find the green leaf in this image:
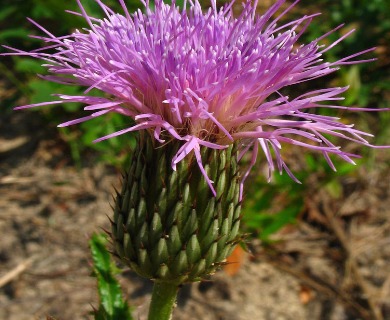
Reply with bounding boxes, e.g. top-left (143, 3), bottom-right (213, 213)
top-left (27, 80), bottom-right (82, 111)
top-left (90, 233), bottom-right (133, 320)
top-left (27, 80), bottom-right (58, 104)
top-left (0, 28), bottom-right (30, 41)
top-left (31, 3), bottom-right (56, 19)
top-left (325, 179), bottom-right (343, 199)
top-left (173, 0), bottom-right (186, 8)
top-left (260, 206), bottom-right (301, 239)
top-left (0, 6), bottom-right (17, 22)
top-left (15, 58), bottom-right (46, 74)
